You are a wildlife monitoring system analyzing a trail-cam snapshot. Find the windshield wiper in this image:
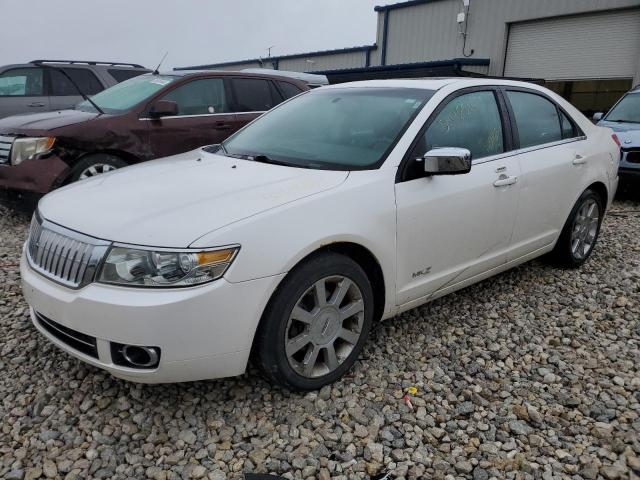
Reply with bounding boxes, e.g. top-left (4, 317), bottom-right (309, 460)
top-left (608, 119), bottom-right (640, 124)
top-left (250, 154), bottom-right (293, 167)
top-left (36, 63), bottom-right (105, 115)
